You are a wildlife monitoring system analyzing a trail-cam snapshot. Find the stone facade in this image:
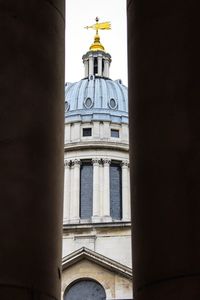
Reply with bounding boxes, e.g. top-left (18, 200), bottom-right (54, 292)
top-left (62, 259), bottom-right (132, 300)
top-left (62, 27), bottom-right (132, 299)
